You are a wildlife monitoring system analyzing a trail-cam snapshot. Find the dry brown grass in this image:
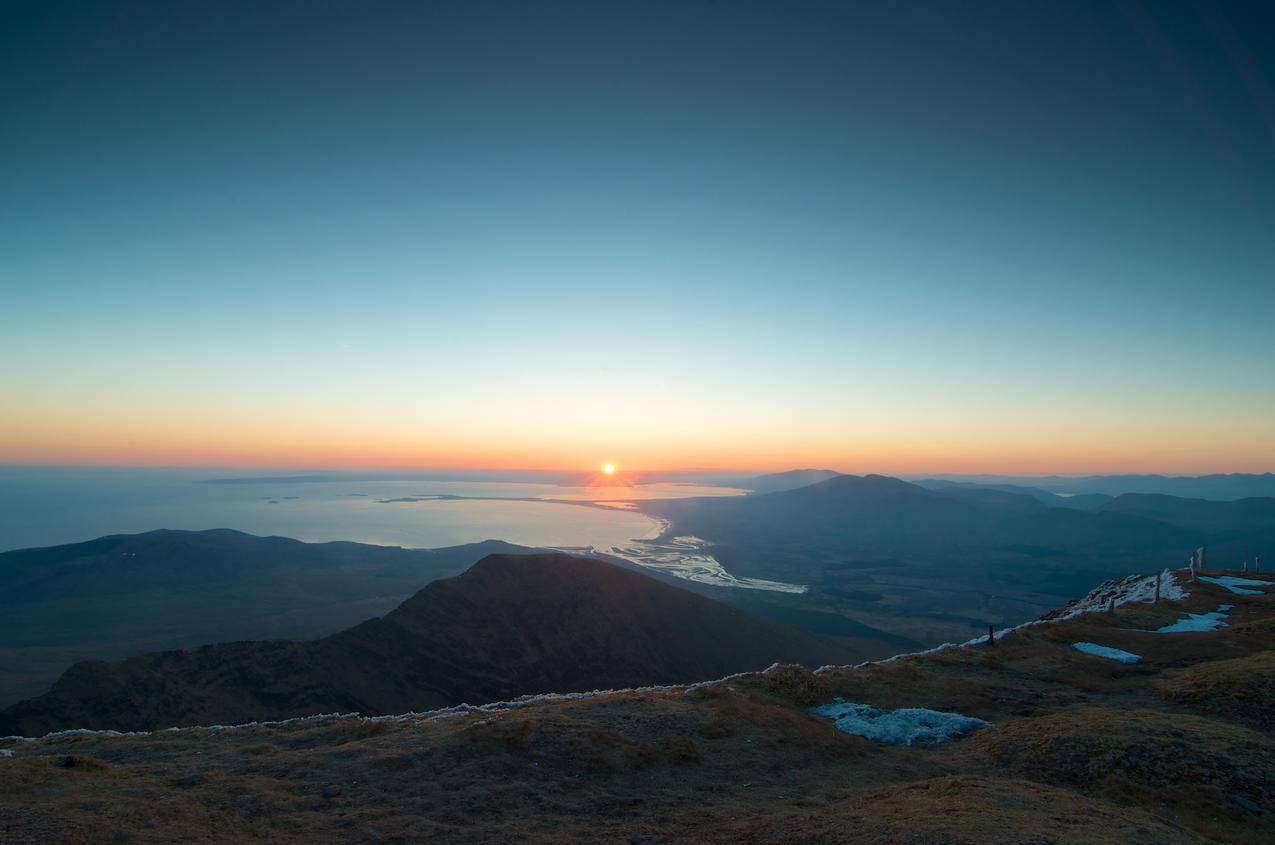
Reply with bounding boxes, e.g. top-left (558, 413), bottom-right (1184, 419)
top-left (1161, 650), bottom-right (1275, 732)
top-left (2, 575), bottom-right (1273, 843)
